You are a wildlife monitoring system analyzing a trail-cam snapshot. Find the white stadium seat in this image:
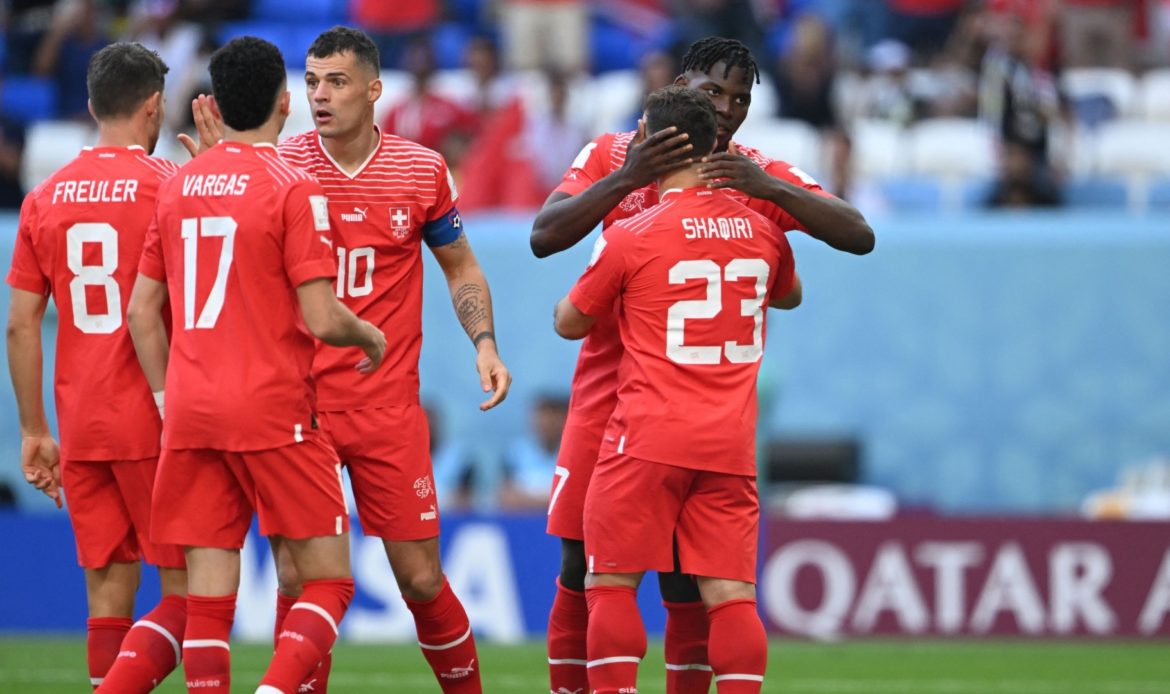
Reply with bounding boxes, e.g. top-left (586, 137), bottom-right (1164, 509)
top-left (742, 73), bottom-right (778, 125)
top-left (908, 118), bottom-right (995, 179)
top-left (1095, 121), bottom-right (1170, 176)
top-left (732, 118), bottom-right (822, 178)
top-left (1061, 68), bottom-right (1138, 118)
top-left (20, 121), bottom-right (94, 192)
top-left (850, 119), bottom-right (909, 179)
top-left (1137, 68), bottom-right (1170, 122)
top-left (589, 69), bottom-right (641, 134)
